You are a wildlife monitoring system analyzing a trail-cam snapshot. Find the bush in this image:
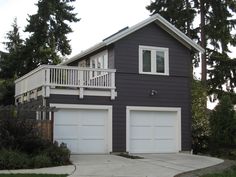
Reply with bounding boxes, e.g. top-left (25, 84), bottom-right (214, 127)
top-left (31, 154), bottom-right (52, 168)
top-left (192, 79), bottom-right (210, 153)
top-left (0, 149), bottom-right (30, 170)
top-left (44, 142), bottom-right (71, 166)
top-left (0, 117), bottom-right (48, 154)
top-left (209, 95), bottom-right (236, 155)
top-left (0, 115), bottom-right (71, 169)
